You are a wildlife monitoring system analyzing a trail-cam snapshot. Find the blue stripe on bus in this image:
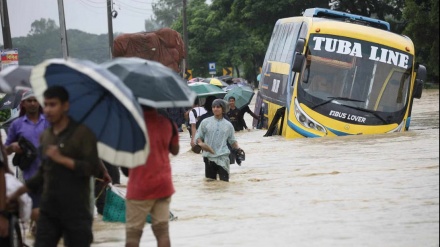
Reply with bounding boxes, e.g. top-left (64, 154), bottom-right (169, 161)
top-left (287, 120), bottom-right (320, 138)
top-left (406, 117), bottom-right (411, 130)
top-left (327, 127), bottom-right (352, 136)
